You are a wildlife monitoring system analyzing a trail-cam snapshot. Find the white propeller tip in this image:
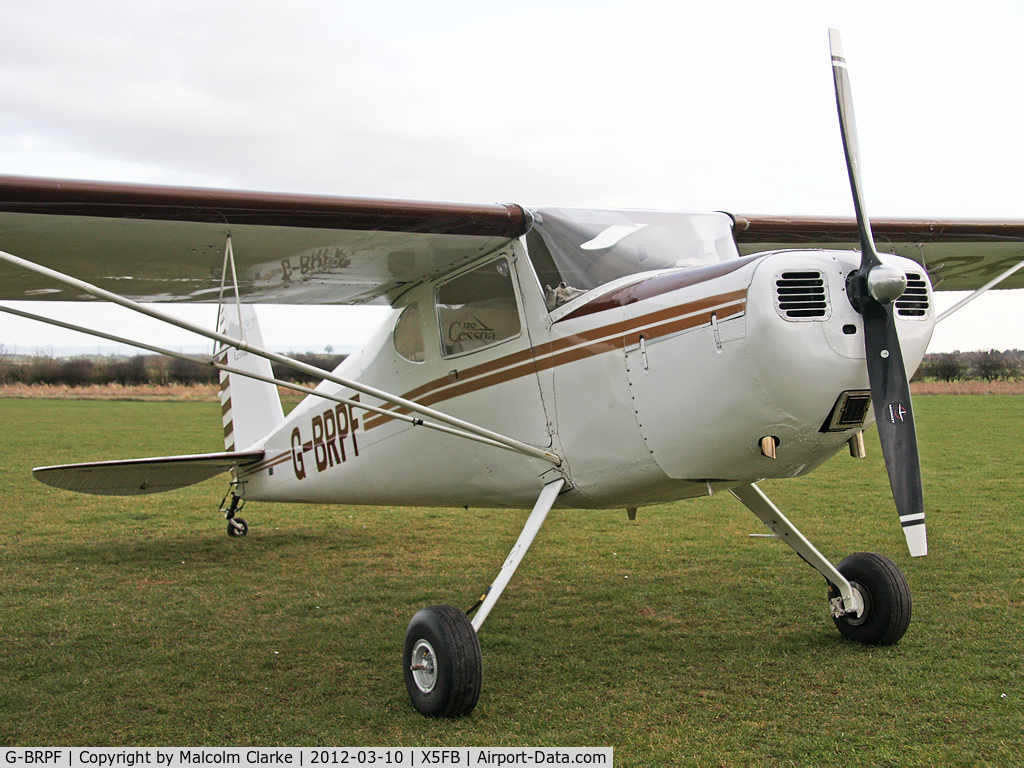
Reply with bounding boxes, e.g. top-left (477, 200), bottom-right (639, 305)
top-left (903, 523), bottom-right (928, 557)
top-left (829, 29), bottom-right (845, 59)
